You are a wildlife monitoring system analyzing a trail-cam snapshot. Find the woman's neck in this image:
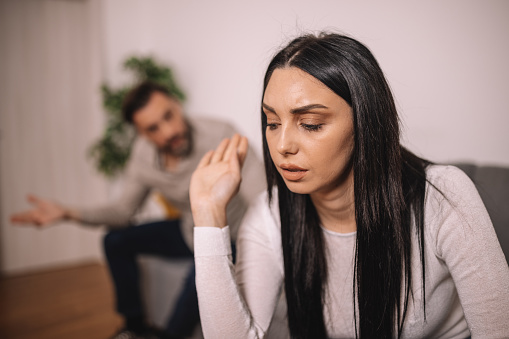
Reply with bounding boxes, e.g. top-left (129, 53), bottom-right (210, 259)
top-left (310, 172), bottom-right (356, 234)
